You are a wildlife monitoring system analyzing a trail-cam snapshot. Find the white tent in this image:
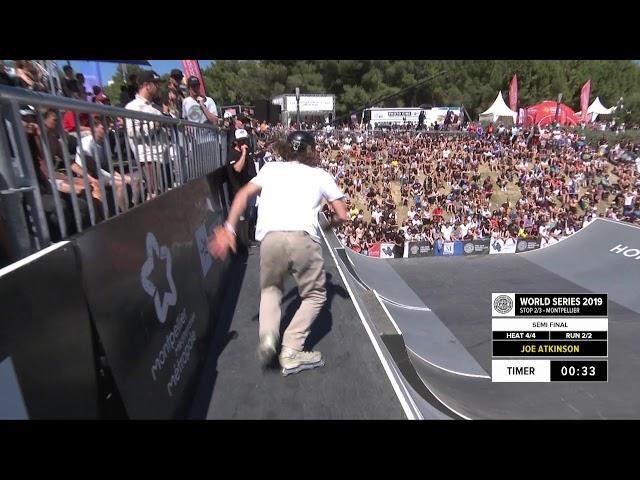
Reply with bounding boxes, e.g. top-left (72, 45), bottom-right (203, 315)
top-left (478, 91), bottom-right (518, 124)
top-left (587, 97), bottom-right (615, 122)
top-left (588, 97), bottom-right (614, 115)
